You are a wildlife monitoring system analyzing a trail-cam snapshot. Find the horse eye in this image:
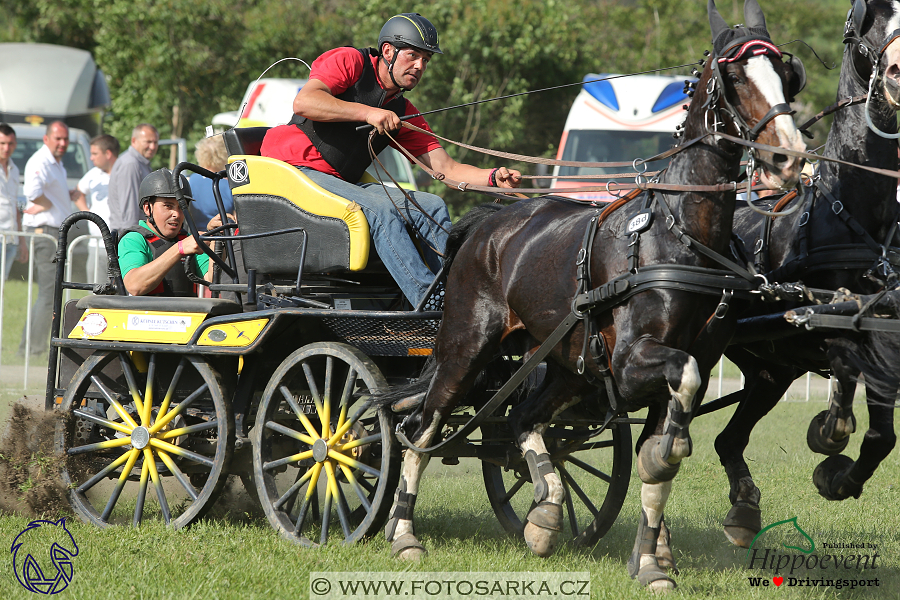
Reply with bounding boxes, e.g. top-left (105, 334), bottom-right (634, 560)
top-left (728, 73), bottom-right (742, 84)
